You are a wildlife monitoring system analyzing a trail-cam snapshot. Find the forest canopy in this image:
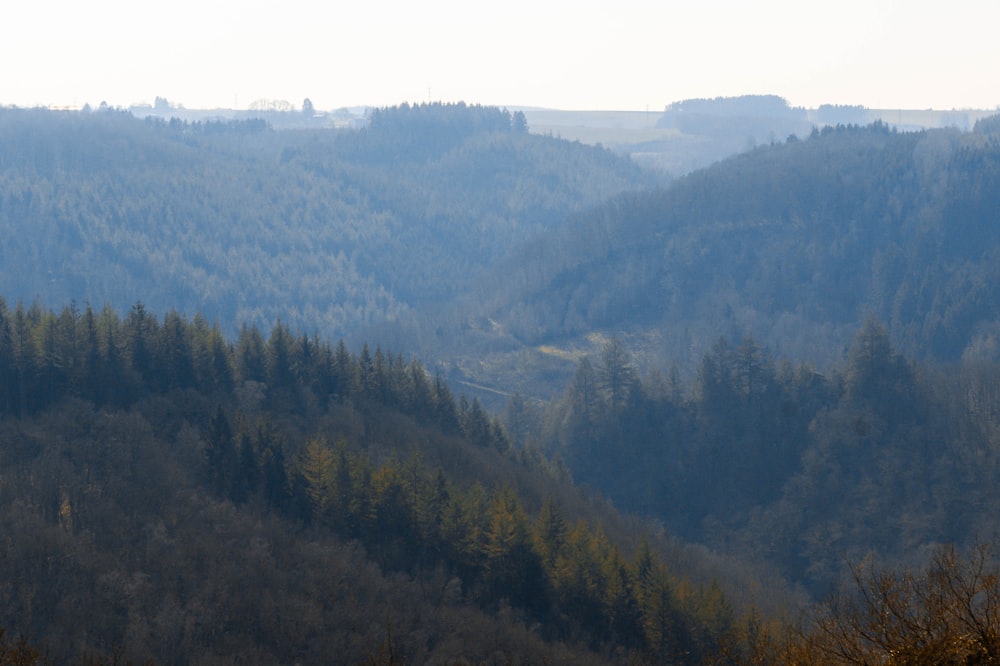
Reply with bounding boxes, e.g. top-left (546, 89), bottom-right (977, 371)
top-left (0, 299), bottom-right (775, 664)
top-left (6, 103), bottom-right (1000, 664)
top-left (0, 104), bottom-right (653, 347)
top-left (454, 120), bottom-right (1000, 401)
